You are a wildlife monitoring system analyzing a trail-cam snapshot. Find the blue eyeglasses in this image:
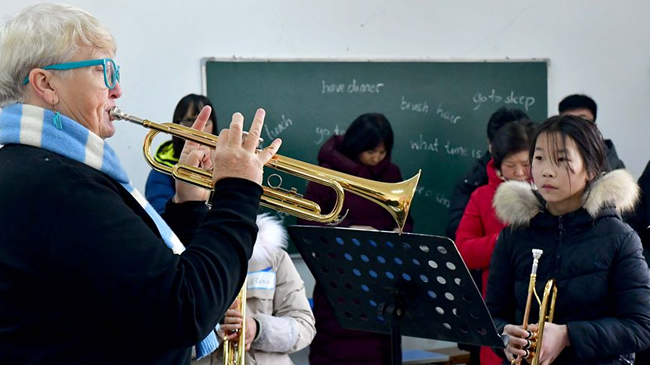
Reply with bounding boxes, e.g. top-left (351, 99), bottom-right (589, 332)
top-left (22, 58), bottom-right (120, 89)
